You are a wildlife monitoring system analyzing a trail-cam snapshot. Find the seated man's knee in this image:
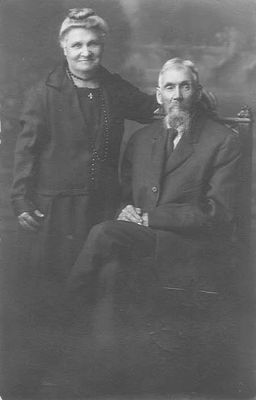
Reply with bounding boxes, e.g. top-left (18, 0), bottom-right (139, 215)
top-left (87, 220), bottom-right (122, 248)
